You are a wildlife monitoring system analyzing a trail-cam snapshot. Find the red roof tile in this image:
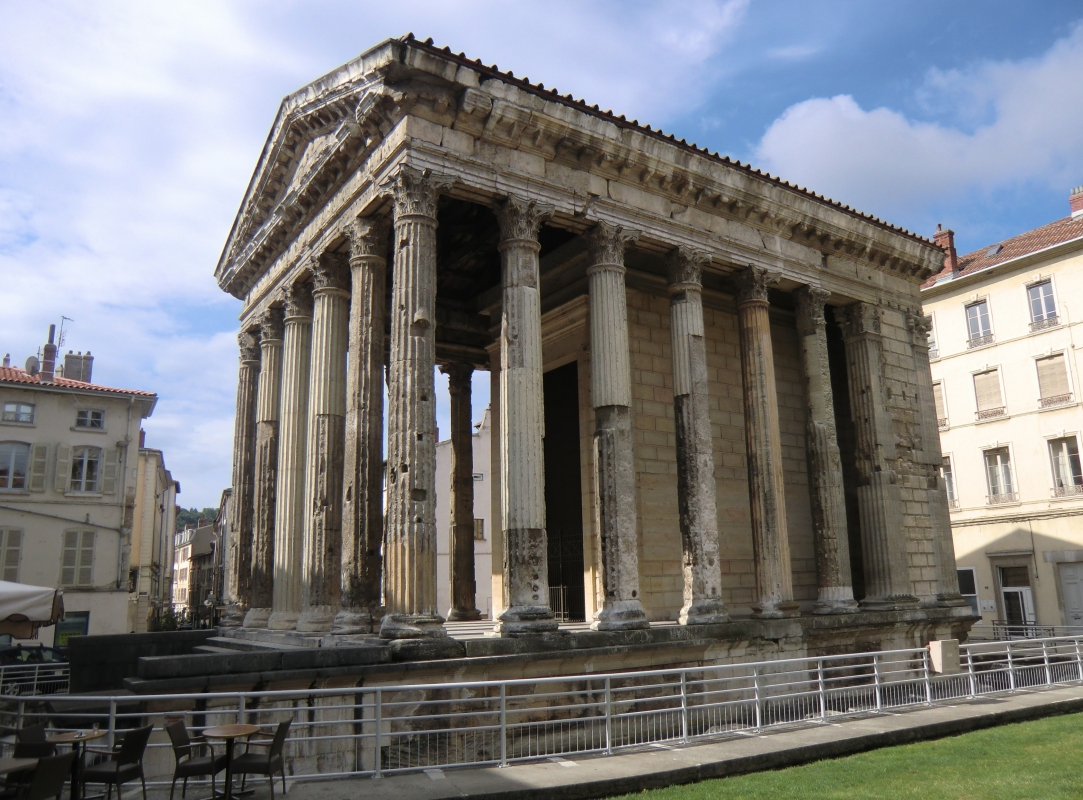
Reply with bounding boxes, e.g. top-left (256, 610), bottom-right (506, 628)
top-left (0, 366), bottom-right (156, 398)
